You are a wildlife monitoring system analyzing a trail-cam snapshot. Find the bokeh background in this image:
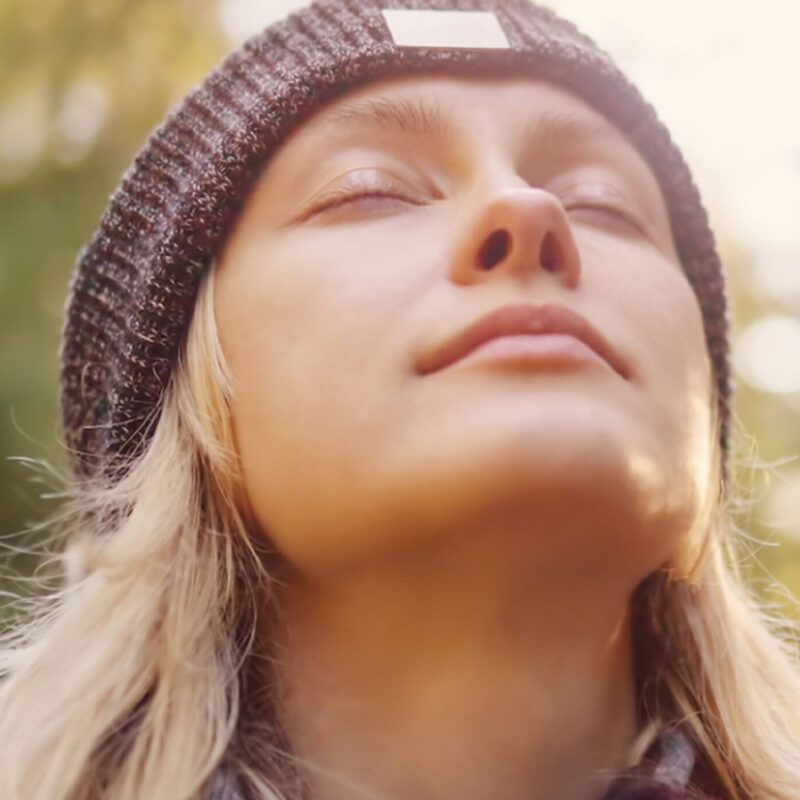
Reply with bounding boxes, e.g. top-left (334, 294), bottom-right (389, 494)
top-left (1, 0), bottom-right (799, 619)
